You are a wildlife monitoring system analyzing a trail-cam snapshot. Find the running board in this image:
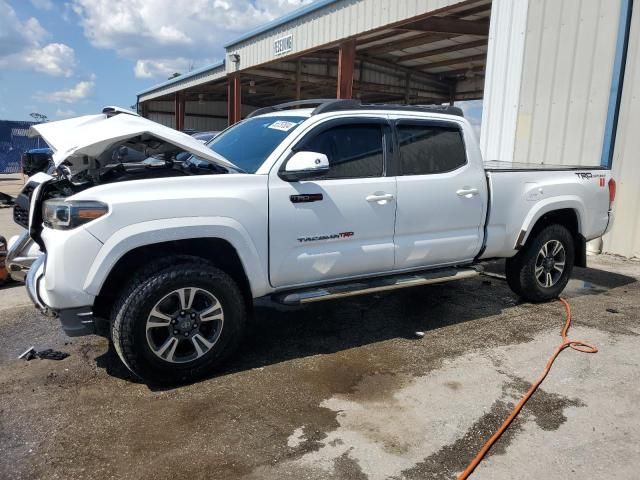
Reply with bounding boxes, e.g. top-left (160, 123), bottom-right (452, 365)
top-left (273, 267), bottom-right (482, 306)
